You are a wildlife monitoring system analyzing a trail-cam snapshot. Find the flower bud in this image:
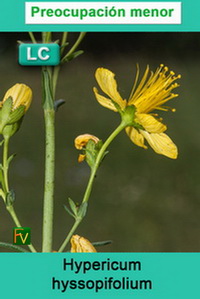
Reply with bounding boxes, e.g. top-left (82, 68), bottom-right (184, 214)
top-left (74, 134), bottom-right (100, 150)
top-left (2, 83), bottom-right (32, 112)
top-left (74, 134), bottom-right (101, 166)
top-left (70, 234), bottom-right (97, 252)
top-left (0, 84), bottom-right (32, 136)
